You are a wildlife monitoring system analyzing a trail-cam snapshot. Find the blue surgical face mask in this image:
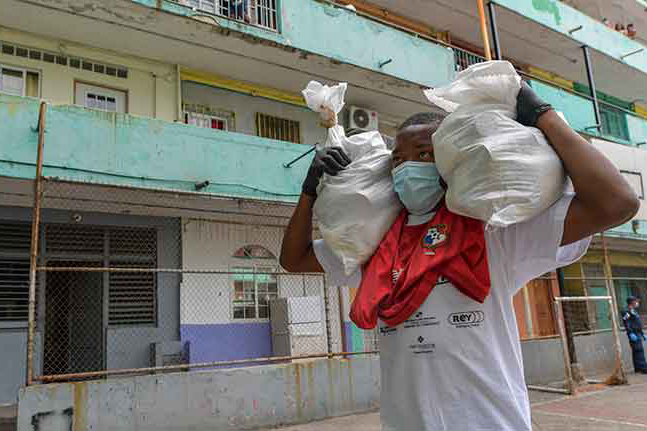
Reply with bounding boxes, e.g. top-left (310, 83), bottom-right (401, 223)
top-left (392, 161), bottom-right (445, 215)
